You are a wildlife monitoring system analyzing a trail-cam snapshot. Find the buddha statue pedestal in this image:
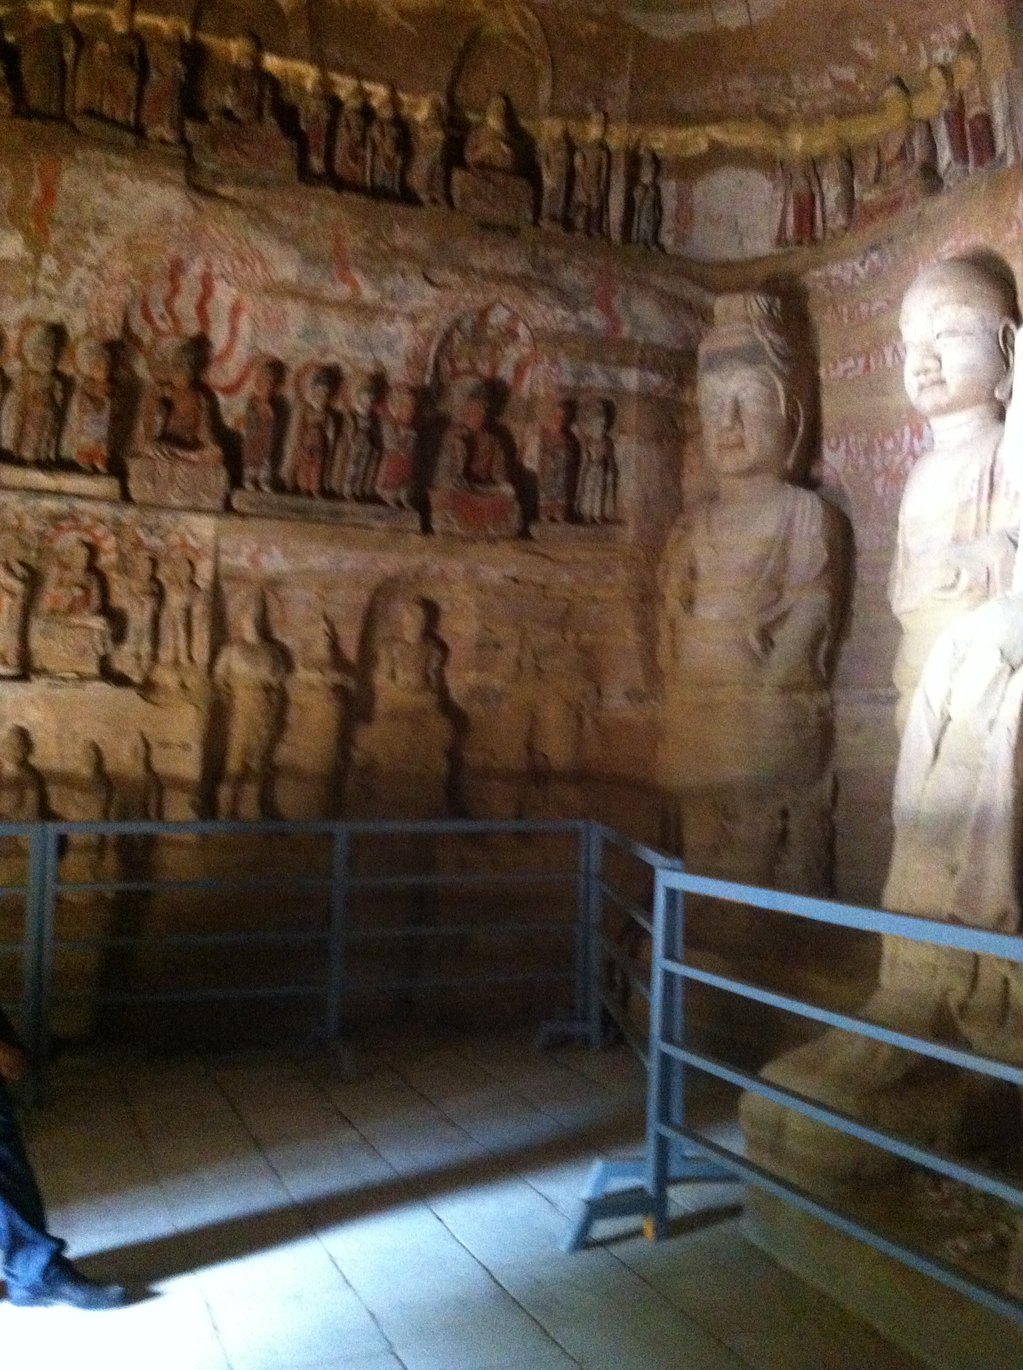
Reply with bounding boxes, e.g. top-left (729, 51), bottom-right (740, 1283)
top-left (450, 168), bottom-right (534, 228)
top-left (29, 615), bottom-right (110, 679)
top-left (230, 488), bottom-right (421, 531)
top-left (187, 120), bottom-right (298, 191)
top-left (127, 454), bottom-right (229, 511)
top-left (0, 463), bottom-right (121, 501)
top-left (430, 484), bottom-right (520, 538)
